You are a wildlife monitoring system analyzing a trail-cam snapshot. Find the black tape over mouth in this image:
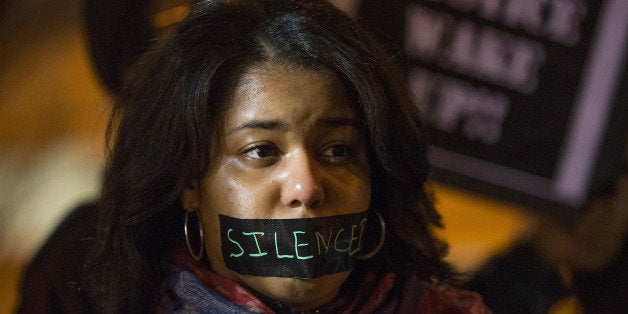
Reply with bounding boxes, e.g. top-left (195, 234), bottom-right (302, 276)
top-left (219, 210), bottom-right (369, 279)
